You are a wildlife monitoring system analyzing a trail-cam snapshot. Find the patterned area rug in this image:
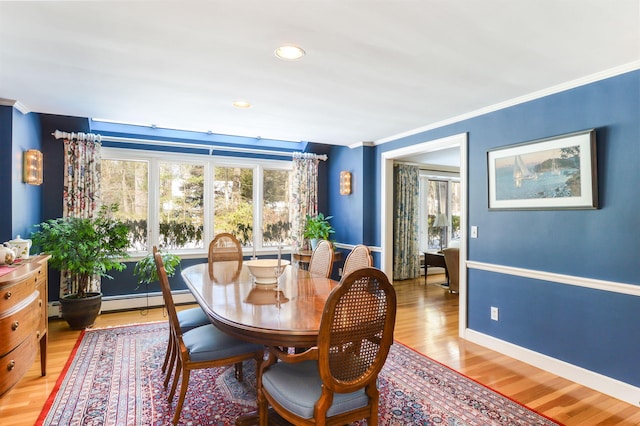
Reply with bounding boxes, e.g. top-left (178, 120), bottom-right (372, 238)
top-left (37, 322), bottom-right (561, 425)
